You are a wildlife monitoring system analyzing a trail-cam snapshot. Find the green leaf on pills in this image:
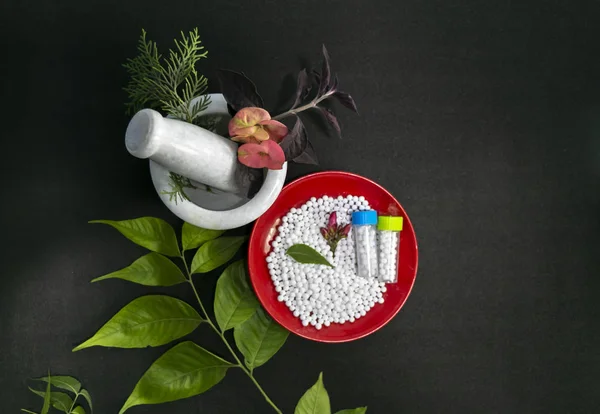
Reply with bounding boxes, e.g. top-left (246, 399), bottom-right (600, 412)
top-left (286, 244), bottom-right (333, 268)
